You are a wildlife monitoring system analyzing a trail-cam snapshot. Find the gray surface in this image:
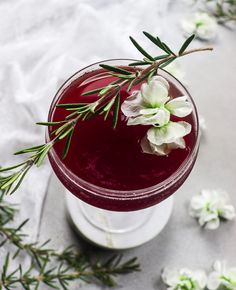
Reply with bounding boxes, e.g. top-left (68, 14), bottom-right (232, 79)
top-left (39, 25), bottom-right (236, 290)
top-left (0, 0), bottom-right (235, 289)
